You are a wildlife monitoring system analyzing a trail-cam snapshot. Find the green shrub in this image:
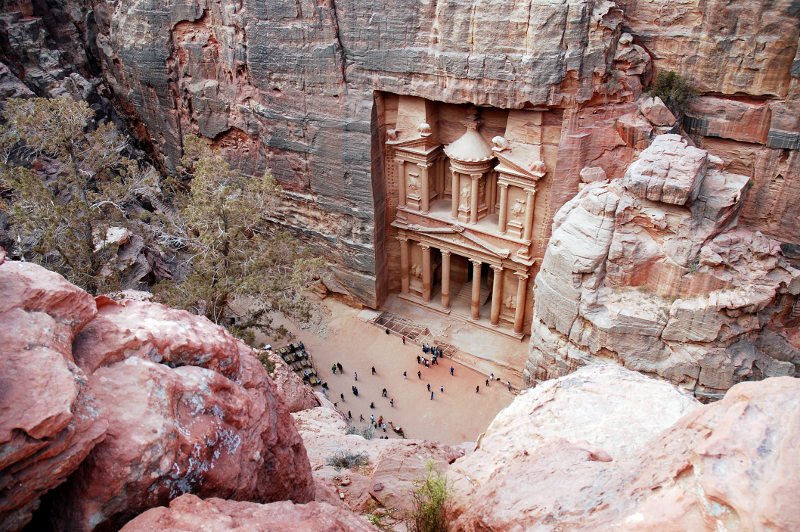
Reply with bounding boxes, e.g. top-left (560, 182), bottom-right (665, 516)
top-left (326, 451), bottom-right (370, 470)
top-left (255, 350), bottom-right (275, 376)
top-left (648, 70), bottom-right (696, 116)
top-left (408, 461), bottom-right (451, 532)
